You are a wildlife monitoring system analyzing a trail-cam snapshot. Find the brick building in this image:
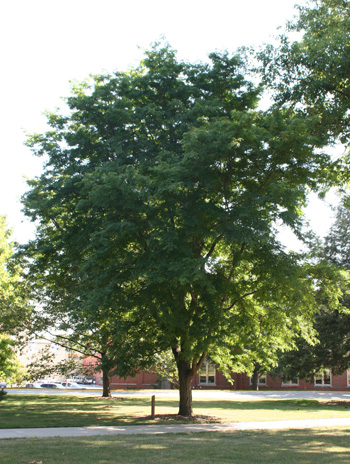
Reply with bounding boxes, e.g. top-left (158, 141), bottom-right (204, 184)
top-left (84, 356), bottom-right (350, 390)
